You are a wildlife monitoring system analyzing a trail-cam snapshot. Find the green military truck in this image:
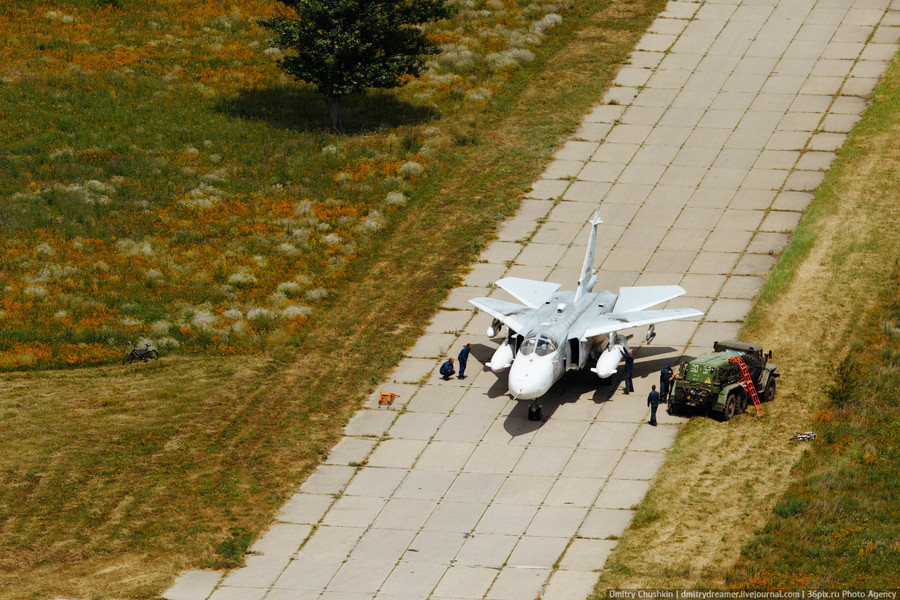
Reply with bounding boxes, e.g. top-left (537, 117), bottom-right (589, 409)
top-left (667, 340), bottom-right (778, 421)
